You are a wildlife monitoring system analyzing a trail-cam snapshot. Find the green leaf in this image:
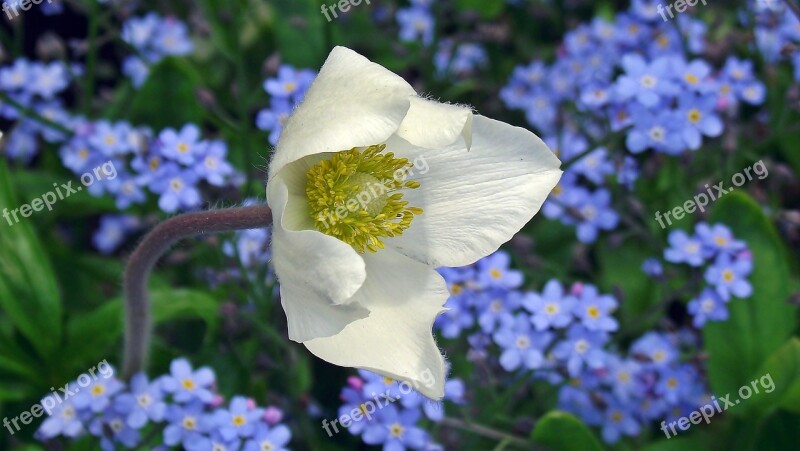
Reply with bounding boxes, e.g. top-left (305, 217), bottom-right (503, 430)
top-left (63, 289), bottom-right (221, 364)
top-left (597, 240), bottom-right (662, 335)
top-left (704, 192), bottom-right (796, 400)
top-left (196, 0), bottom-right (238, 60)
top-left (129, 58), bottom-right (204, 130)
top-left (454, 0), bottom-right (505, 19)
top-left (286, 352), bottom-right (313, 397)
top-left (531, 411), bottom-right (604, 451)
top-left (641, 435), bottom-right (715, 451)
top-left (750, 410), bottom-right (800, 451)
top-left (737, 338), bottom-right (800, 417)
top-left (0, 161), bottom-right (62, 358)
top-left (271, 0), bottom-right (326, 67)
top-left (11, 169), bottom-right (117, 217)
top-left (0, 331), bottom-right (41, 381)
top-left (0, 383), bottom-right (34, 402)
top-left (12, 446), bottom-right (46, 451)
top-left (779, 380), bottom-right (800, 413)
